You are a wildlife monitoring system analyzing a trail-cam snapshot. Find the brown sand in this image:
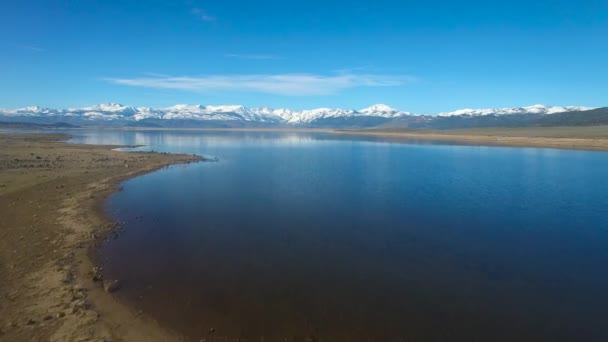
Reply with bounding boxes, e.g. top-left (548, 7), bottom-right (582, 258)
top-left (0, 133), bottom-right (200, 342)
